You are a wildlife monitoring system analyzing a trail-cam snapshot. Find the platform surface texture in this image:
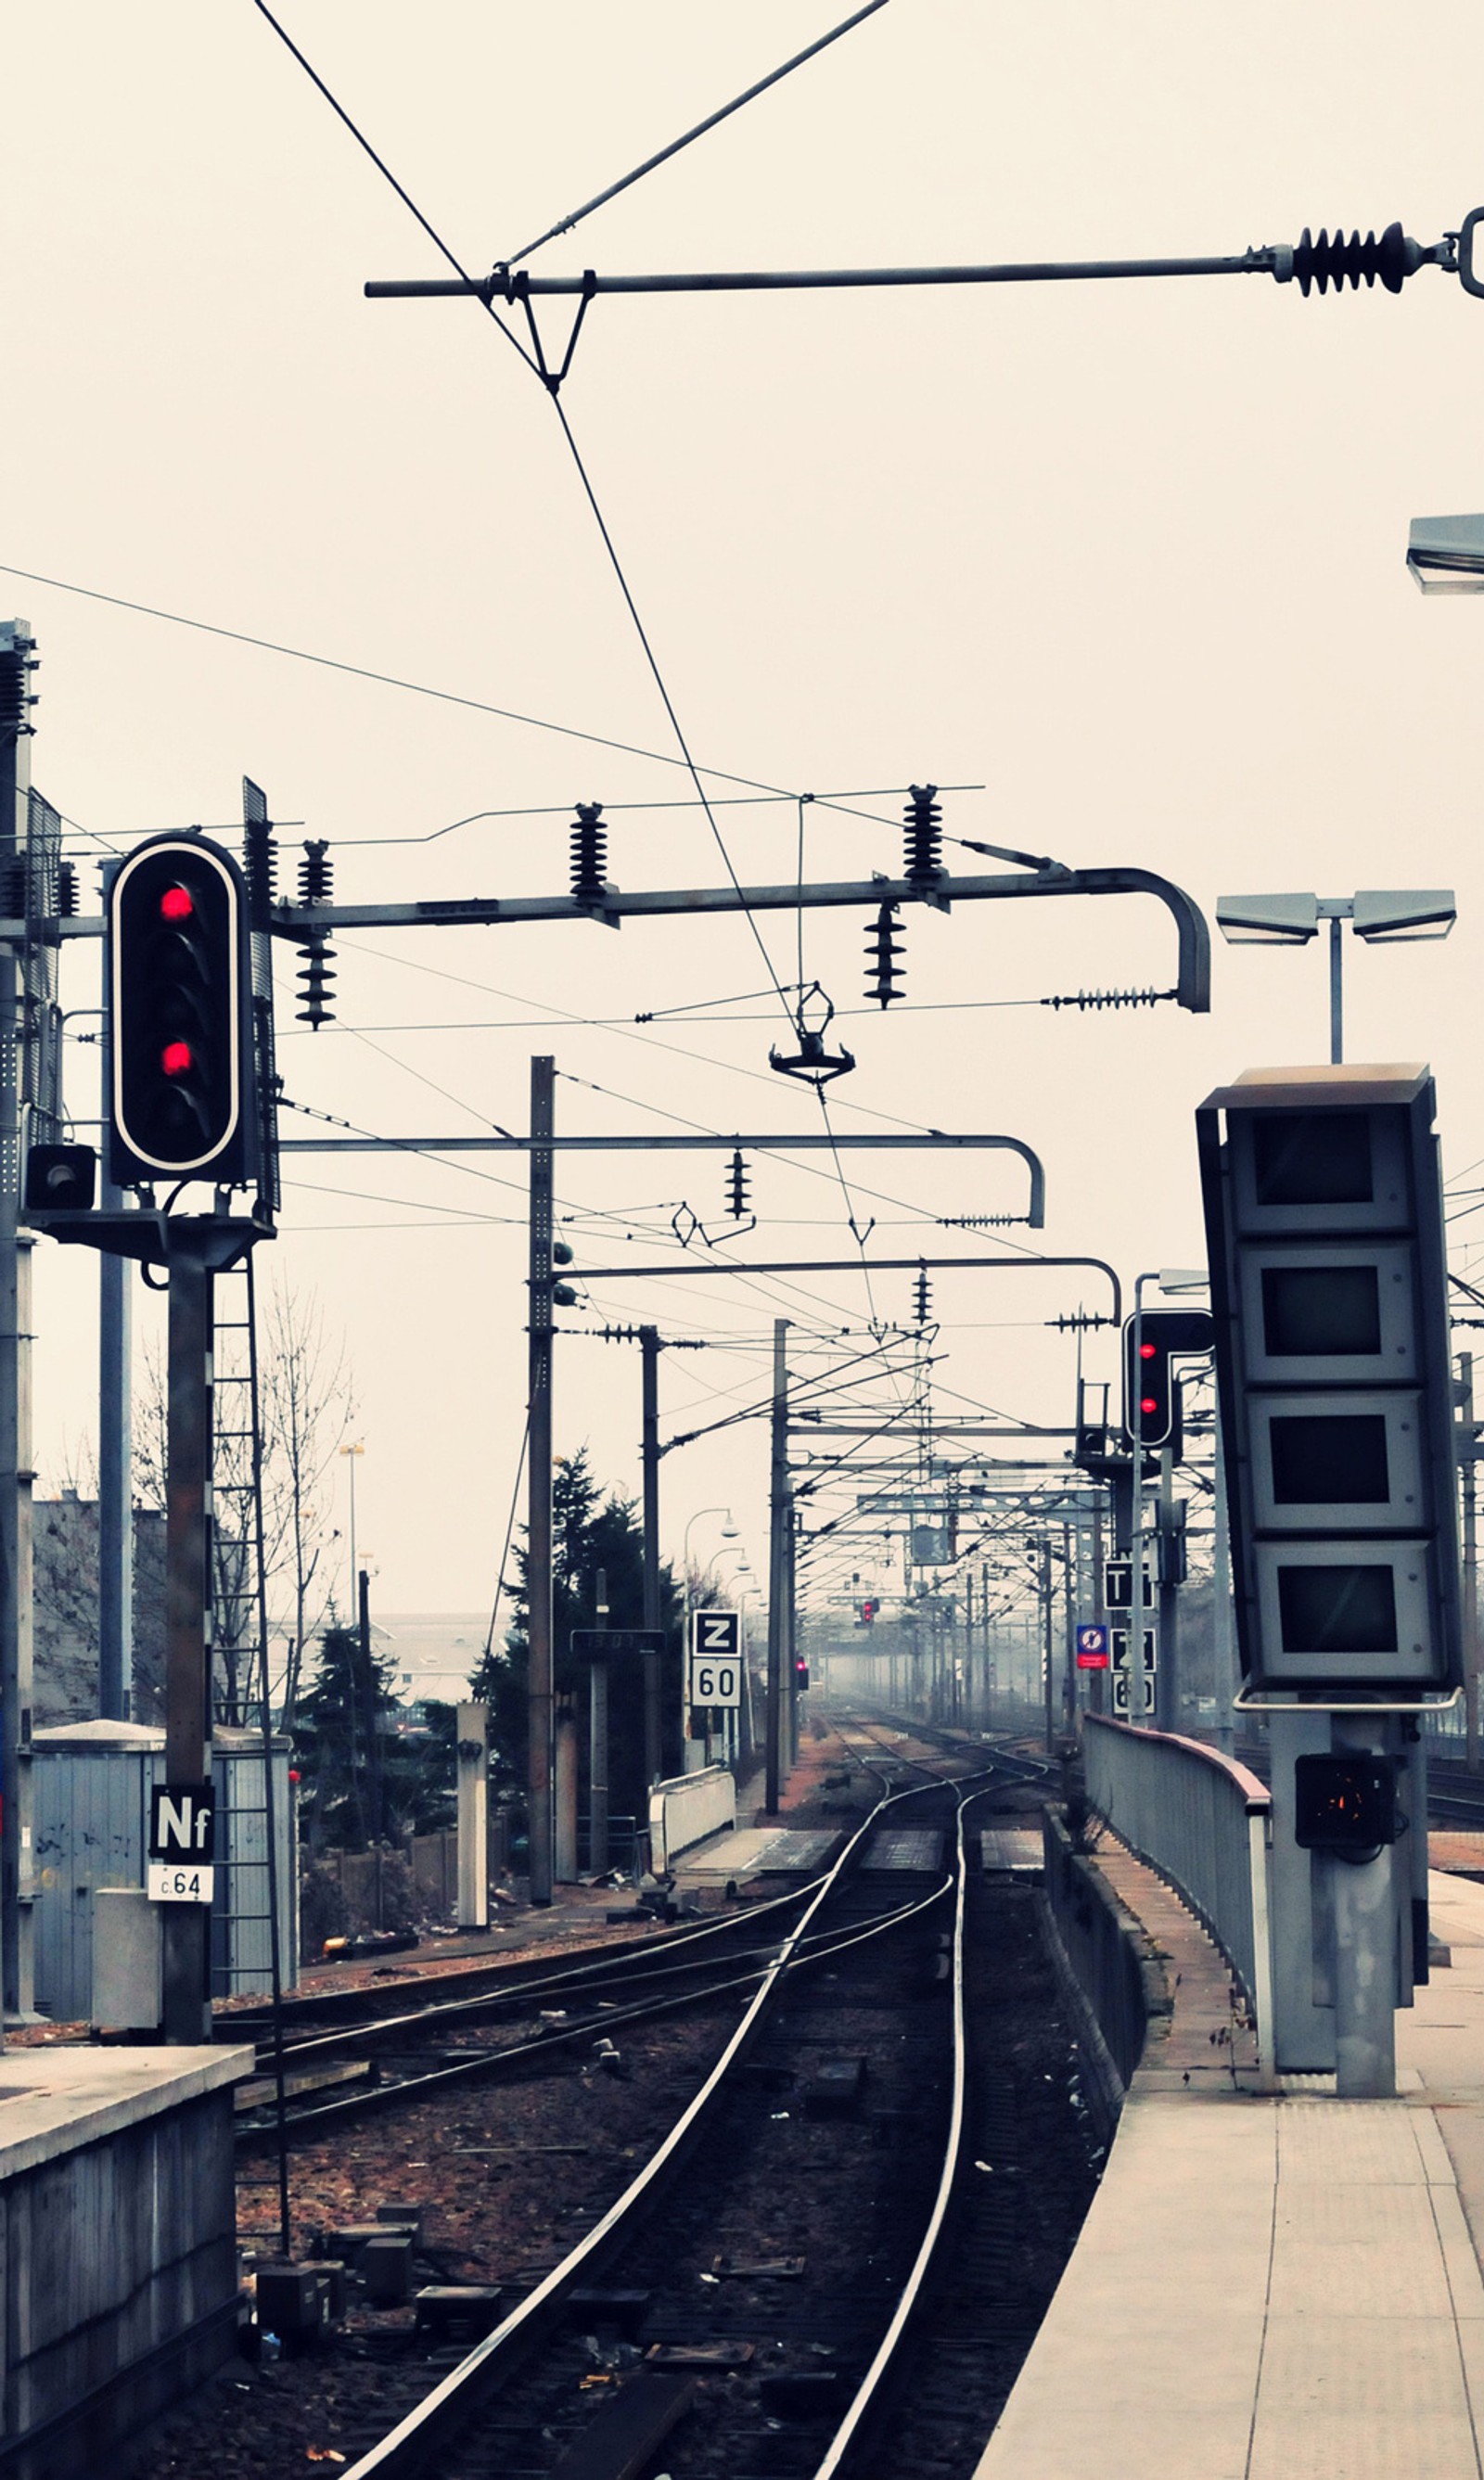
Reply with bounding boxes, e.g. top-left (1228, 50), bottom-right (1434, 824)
top-left (672, 1826), bottom-right (838, 1881)
top-left (0, 2040), bottom-right (250, 2176)
top-left (976, 1862), bottom-right (1484, 2480)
